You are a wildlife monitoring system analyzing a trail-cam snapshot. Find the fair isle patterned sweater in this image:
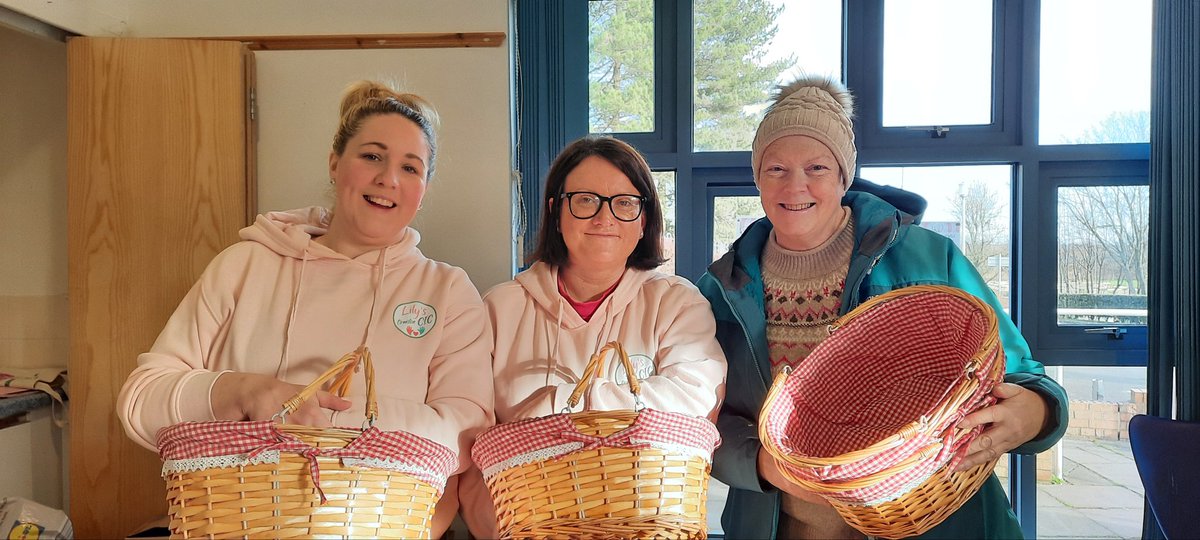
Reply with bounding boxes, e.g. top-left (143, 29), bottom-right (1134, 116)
top-left (762, 211), bottom-right (854, 375)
